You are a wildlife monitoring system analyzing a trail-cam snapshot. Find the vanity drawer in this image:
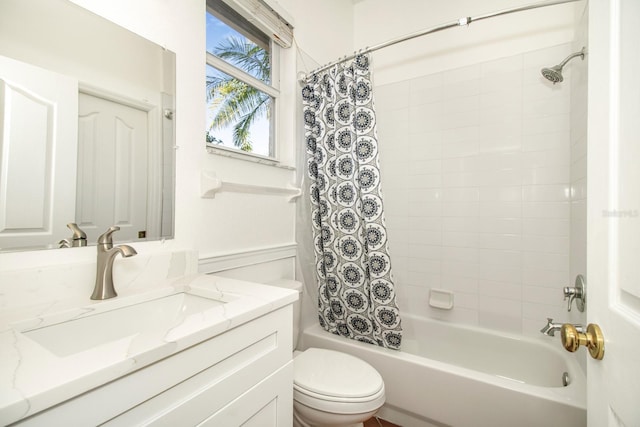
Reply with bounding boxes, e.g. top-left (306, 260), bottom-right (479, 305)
top-left (15, 306), bottom-right (292, 426)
